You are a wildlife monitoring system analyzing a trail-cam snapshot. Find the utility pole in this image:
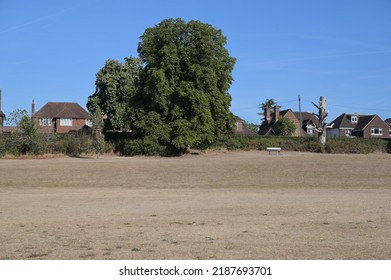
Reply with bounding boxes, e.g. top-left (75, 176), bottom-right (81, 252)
top-left (298, 95), bottom-right (302, 137)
